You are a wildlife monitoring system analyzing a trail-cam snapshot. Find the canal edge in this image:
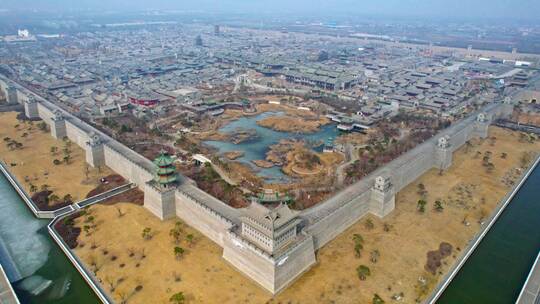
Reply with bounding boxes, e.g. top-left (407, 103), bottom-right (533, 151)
top-left (0, 161), bottom-right (114, 304)
top-left (426, 153), bottom-right (540, 304)
top-left (0, 160), bottom-right (56, 219)
top-left (47, 216), bottom-right (114, 304)
top-left (0, 264), bottom-right (20, 304)
top-left (515, 251), bottom-right (540, 304)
